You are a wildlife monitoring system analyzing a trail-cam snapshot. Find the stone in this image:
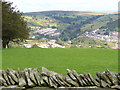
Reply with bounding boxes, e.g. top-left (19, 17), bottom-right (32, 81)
top-left (80, 74), bottom-right (91, 86)
top-left (53, 75), bottom-right (62, 86)
top-left (49, 78), bottom-right (55, 88)
top-left (66, 69), bottom-right (77, 82)
top-left (42, 67), bottom-right (58, 76)
top-left (105, 69), bottom-right (118, 85)
top-left (96, 72), bottom-right (101, 79)
top-left (7, 75), bottom-right (15, 85)
top-left (18, 69), bottom-right (28, 87)
top-left (65, 75), bottom-right (79, 87)
top-left (33, 68), bottom-right (41, 86)
top-left (83, 73), bottom-right (94, 86)
top-left (72, 70), bottom-right (84, 86)
top-left (2, 71), bottom-right (11, 85)
top-left (115, 73), bottom-right (120, 84)
top-left (96, 76), bottom-right (100, 83)
top-left (29, 69), bottom-right (38, 85)
top-left (100, 80), bottom-right (110, 88)
top-left (0, 72), bottom-right (6, 86)
top-left (6, 68), bottom-right (18, 83)
top-left (55, 75), bottom-right (66, 87)
top-left (55, 74), bottom-right (71, 87)
top-left (88, 73), bottom-right (100, 86)
top-left (101, 72), bottom-right (111, 86)
top-left (24, 68), bottom-right (35, 87)
top-left (111, 85), bottom-right (120, 89)
top-left (17, 68), bottom-right (22, 78)
top-left (42, 76), bottom-right (49, 86)
top-left (49, 76), bottom-right (58, 88)
top-left (18, 77), bottom-right (27, 87)
top-left (40, 77), bottom-right (45, 85)
top-left (79, 74), bottom-right (88, 86)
